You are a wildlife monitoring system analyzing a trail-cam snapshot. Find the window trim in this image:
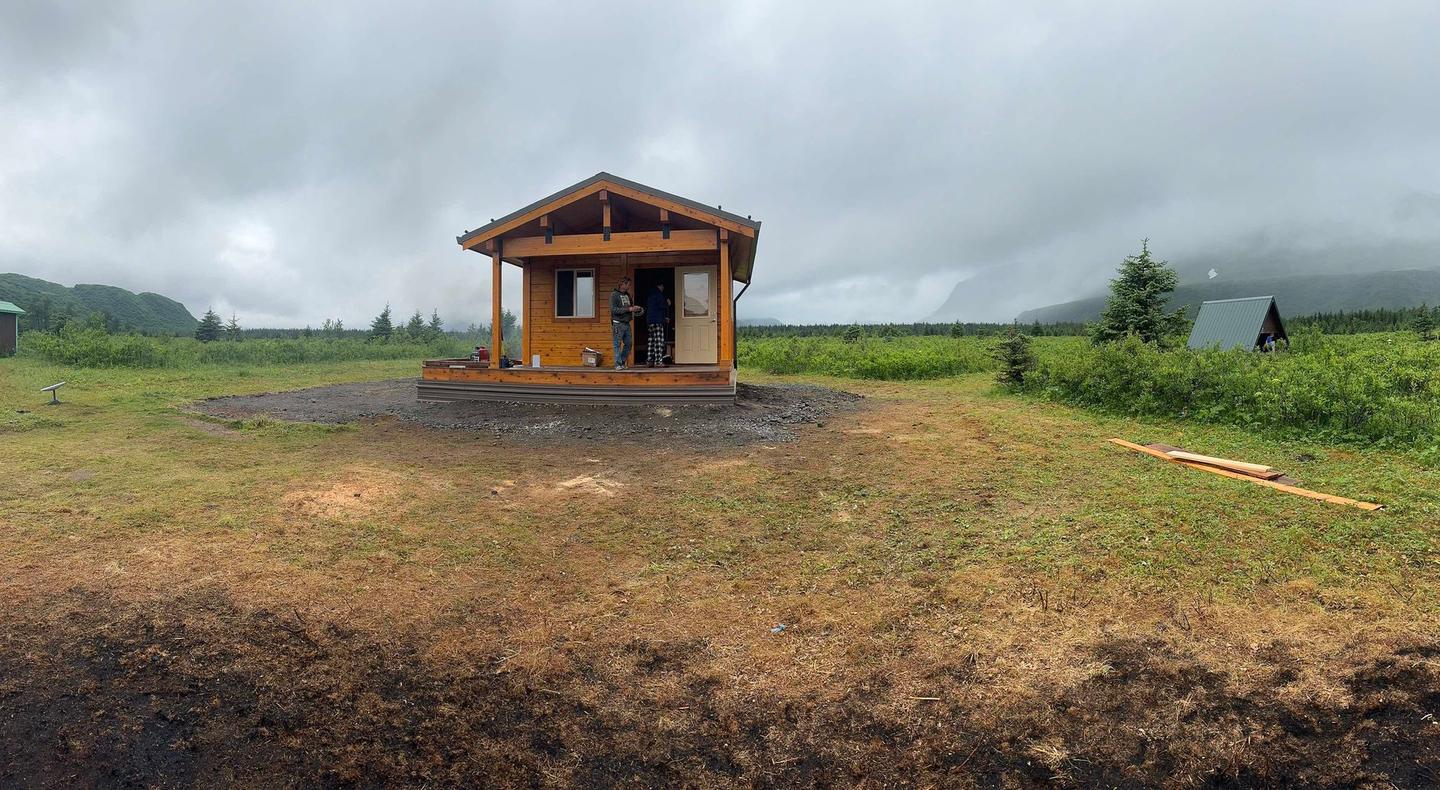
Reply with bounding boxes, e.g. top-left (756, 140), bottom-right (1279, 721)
top-left (554, 268), bottom-right (597, 319)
